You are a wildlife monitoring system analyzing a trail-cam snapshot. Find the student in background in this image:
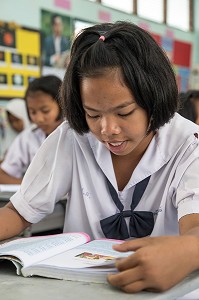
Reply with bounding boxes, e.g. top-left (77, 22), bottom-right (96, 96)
top-left (0, 75), bottom-right (63, 184)
top-left (188, 90), bottom-right (199, 124)
top-left (0, 98), bottom-right (31, 161)
top-left (6, 98), bottom-right (30, 133)
top-left (178, 91), bottom-right (199, 124)
top-left (0, 21), bottom-right (199, 293)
